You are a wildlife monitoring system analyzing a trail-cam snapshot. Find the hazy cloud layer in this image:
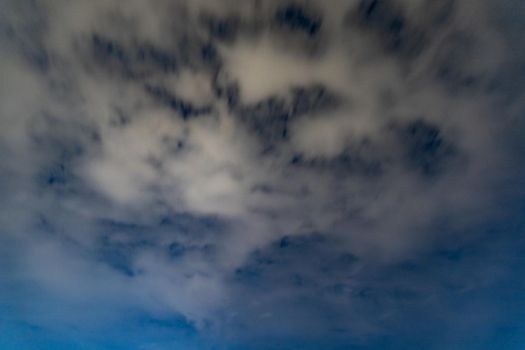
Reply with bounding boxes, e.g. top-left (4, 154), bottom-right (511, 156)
top-left (1, 0), bottom-right (524, 349)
